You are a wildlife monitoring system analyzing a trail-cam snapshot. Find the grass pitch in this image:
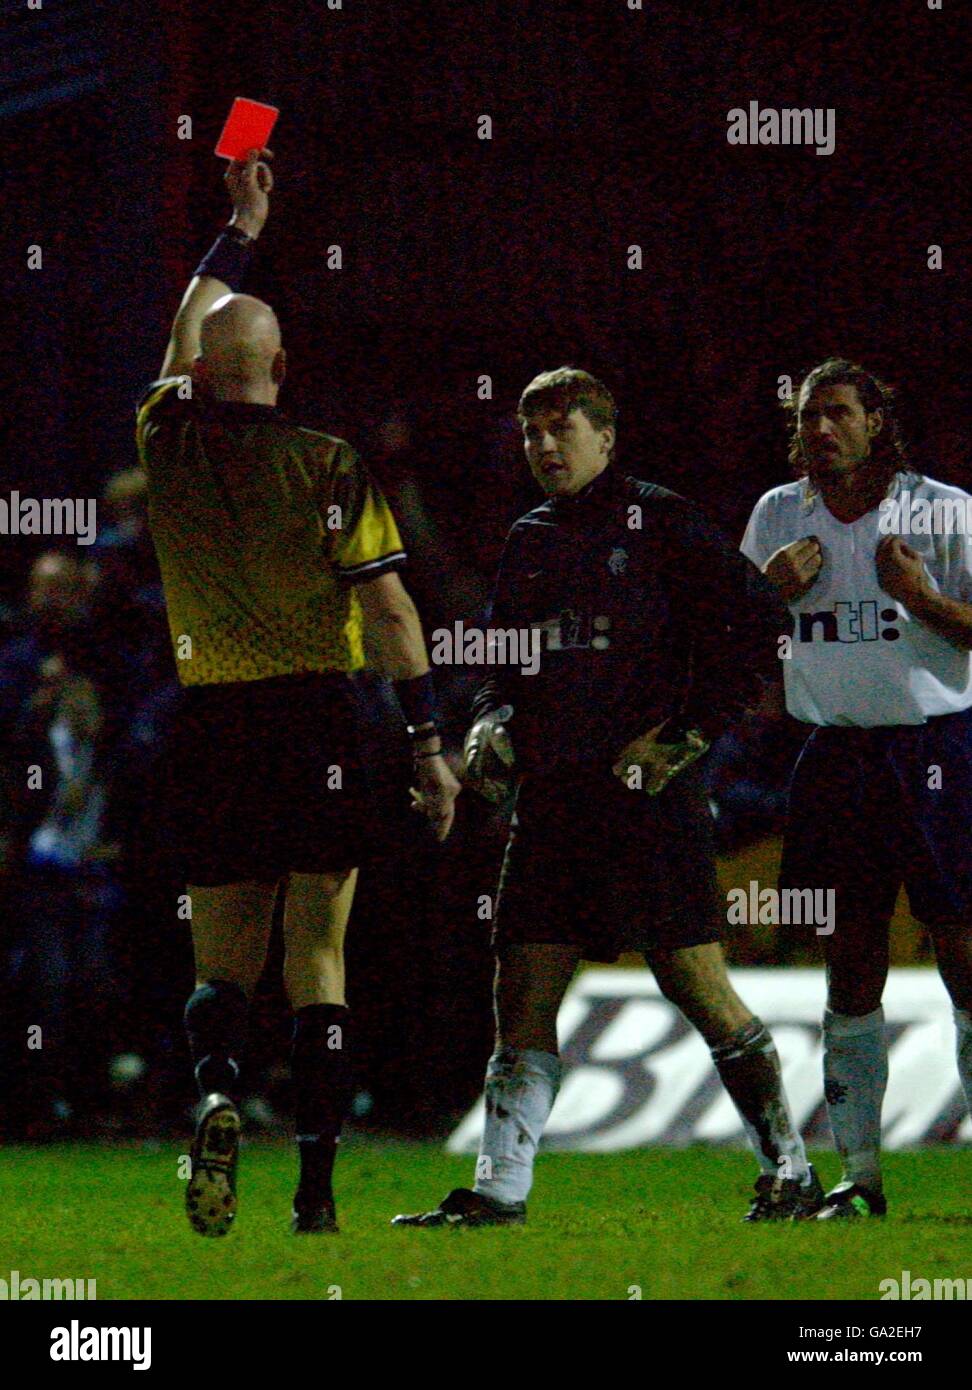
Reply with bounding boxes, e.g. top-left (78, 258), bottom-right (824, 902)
top-left (1, 1141), bottom-right (969, 1301)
